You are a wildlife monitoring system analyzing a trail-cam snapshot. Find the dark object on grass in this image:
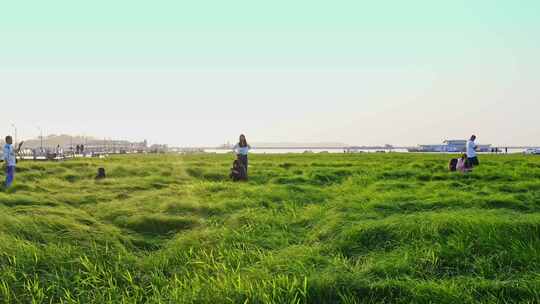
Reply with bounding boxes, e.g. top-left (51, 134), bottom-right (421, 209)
top-left (448, 158), bottom-right (458, 172)
top-left (96, 168), bottom-right (106, 179)
top-left (230, 159), bottom-right (247, 181)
